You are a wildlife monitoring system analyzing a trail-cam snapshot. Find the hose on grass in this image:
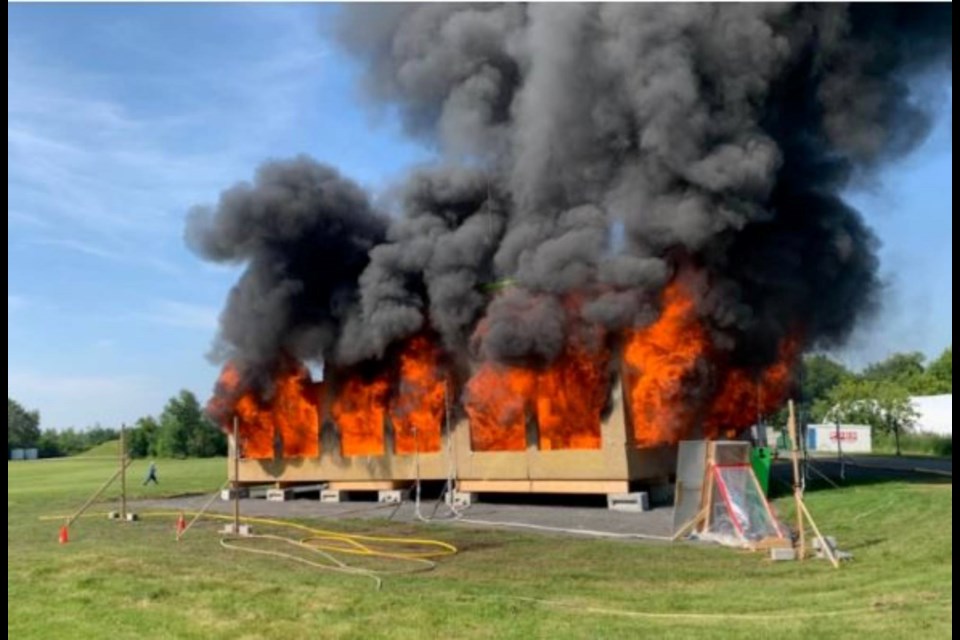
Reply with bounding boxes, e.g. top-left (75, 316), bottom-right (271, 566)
top-left (453, 593), bottom-right (947, 621)
top-left (40, 509), bottom-right (456, 590)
